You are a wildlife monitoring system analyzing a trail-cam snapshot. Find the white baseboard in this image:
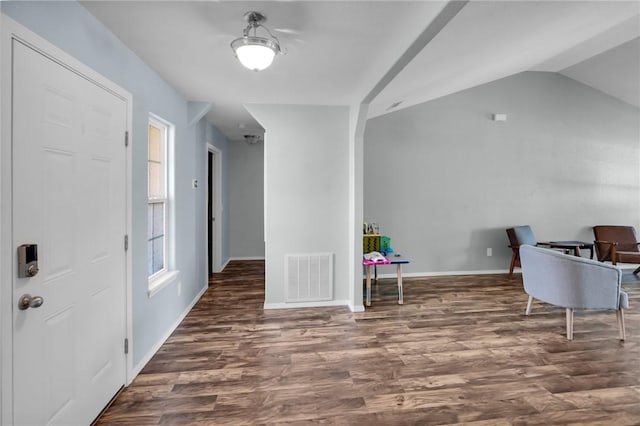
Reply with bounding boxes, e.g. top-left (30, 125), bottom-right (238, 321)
top-left (375, 269), bottom-right (510, 279)
top-left (217, 257), bottom-right (264, 272)
top-left (229, 256), bottom-right (265, 261)
top-left (348, 302), bottom-right (365, 313)
top-left (130, 284), bottom-right (208, 379)
top-left (264, 299), bottom-right (350, 310)
top-left (620, 263), bottom-right (640, 270)
top-left (220, 258), bottom-right (230, 271)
